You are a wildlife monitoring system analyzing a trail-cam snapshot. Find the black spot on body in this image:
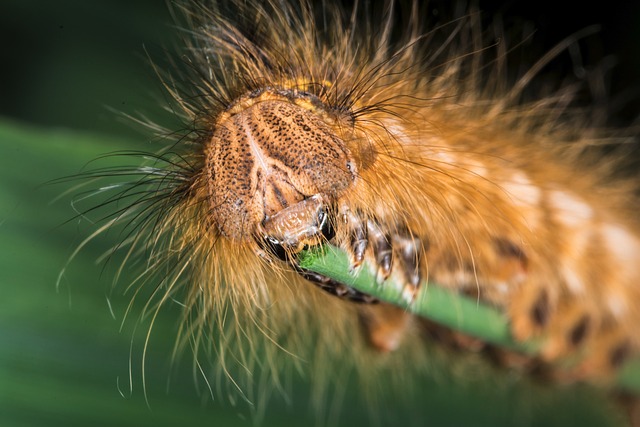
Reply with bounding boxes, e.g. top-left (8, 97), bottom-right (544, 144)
top-left (531, 291), bottom-right (550, 326)
top-left (610, 342), bottom-right (631, 368)
top-left (494, 238), bottom-right (527, 266)
top-left (568, 315), bottom-right (590, 346)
